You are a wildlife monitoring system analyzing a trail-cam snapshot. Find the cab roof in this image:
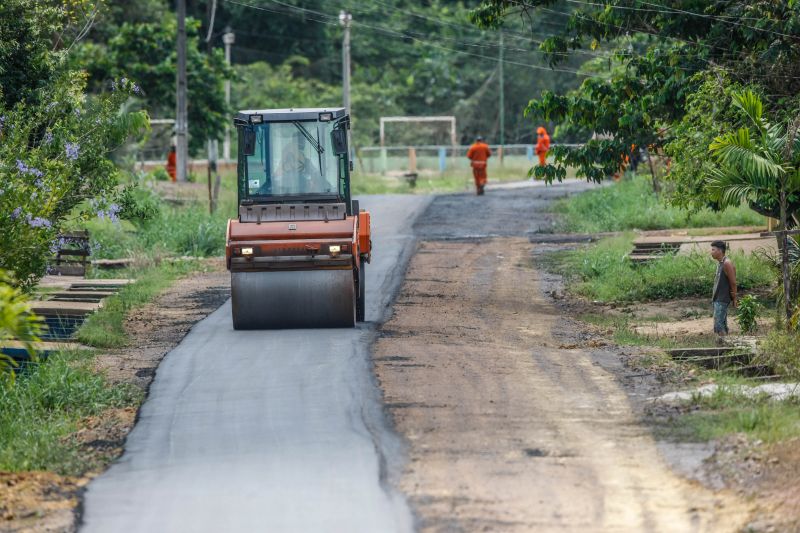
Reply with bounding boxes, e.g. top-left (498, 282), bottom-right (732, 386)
top-left (235, 107), bottom-right (346, 124)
